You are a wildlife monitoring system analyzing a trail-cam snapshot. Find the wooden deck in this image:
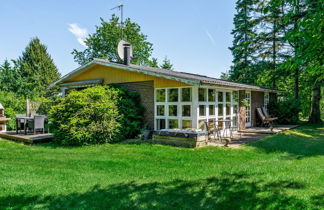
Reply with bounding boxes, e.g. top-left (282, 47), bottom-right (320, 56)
top-left (0, 131), bottom-right (53, 144)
